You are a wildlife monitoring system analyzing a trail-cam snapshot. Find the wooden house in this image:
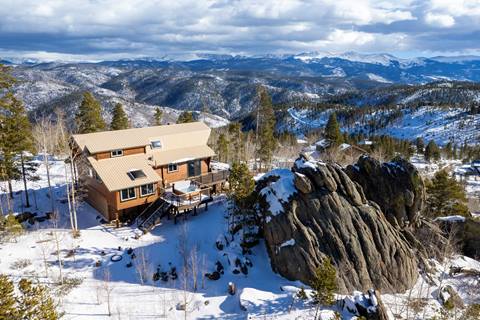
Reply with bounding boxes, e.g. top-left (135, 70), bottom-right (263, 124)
top-left (71, 122), bottom-right (228, 229)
